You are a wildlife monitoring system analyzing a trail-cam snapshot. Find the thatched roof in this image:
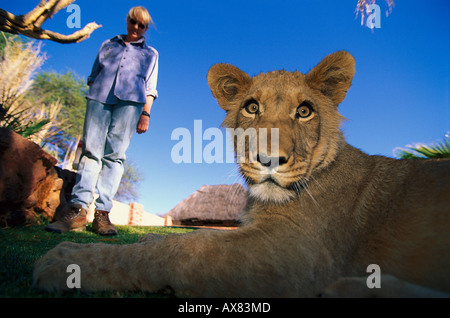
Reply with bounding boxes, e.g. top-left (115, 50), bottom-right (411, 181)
top-left (166, 184), bottom-right (248, 221)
